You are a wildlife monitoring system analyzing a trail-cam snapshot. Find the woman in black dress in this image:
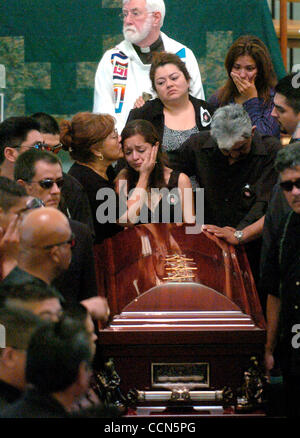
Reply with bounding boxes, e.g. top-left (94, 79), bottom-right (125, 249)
top-left (60, 112), bottom-right (123, 243)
